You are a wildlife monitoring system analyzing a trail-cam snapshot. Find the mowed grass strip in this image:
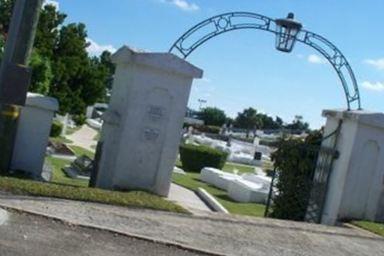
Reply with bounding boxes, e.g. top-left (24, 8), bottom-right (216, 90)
top-left (0, 176), bottom-right (188, 214)
top-left (69, 145), bottom-right (95, 159)
top-left (48, 157), bottom-right (89, 187)
top-left (351, 221), bottom-right (384, 237)
top-left (172, 172), bottom-right (265, 217)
